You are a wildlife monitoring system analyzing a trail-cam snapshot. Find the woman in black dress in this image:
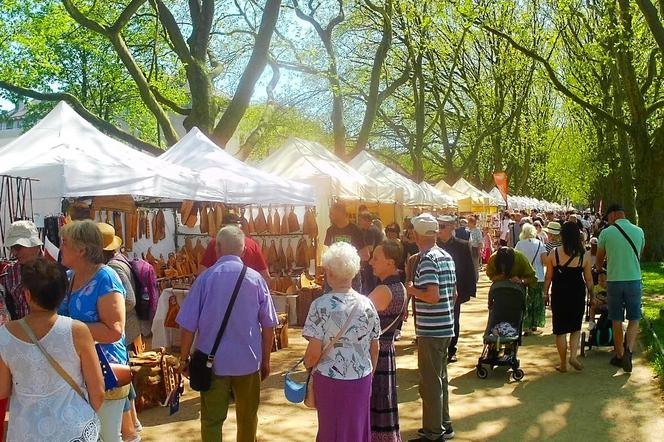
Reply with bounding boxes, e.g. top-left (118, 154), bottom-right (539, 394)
top-left (544, 222), bottom-right (594, 372)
